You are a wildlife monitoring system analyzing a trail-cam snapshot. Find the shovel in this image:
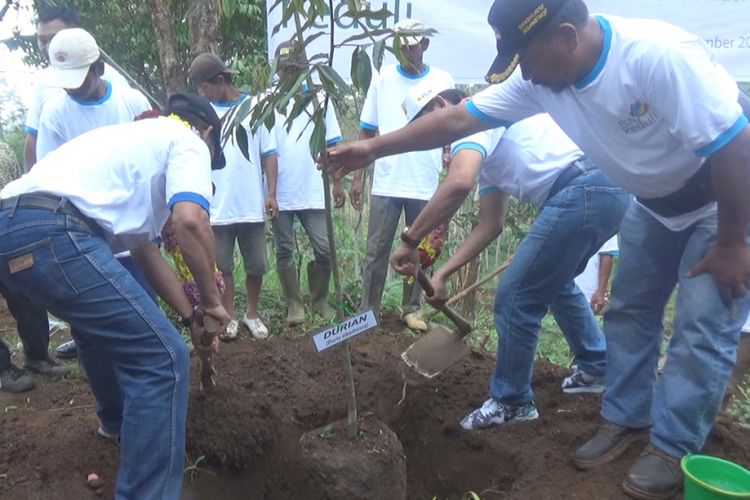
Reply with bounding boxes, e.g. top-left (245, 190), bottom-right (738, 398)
top-left (401, 269), bottom-right (473, 379)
